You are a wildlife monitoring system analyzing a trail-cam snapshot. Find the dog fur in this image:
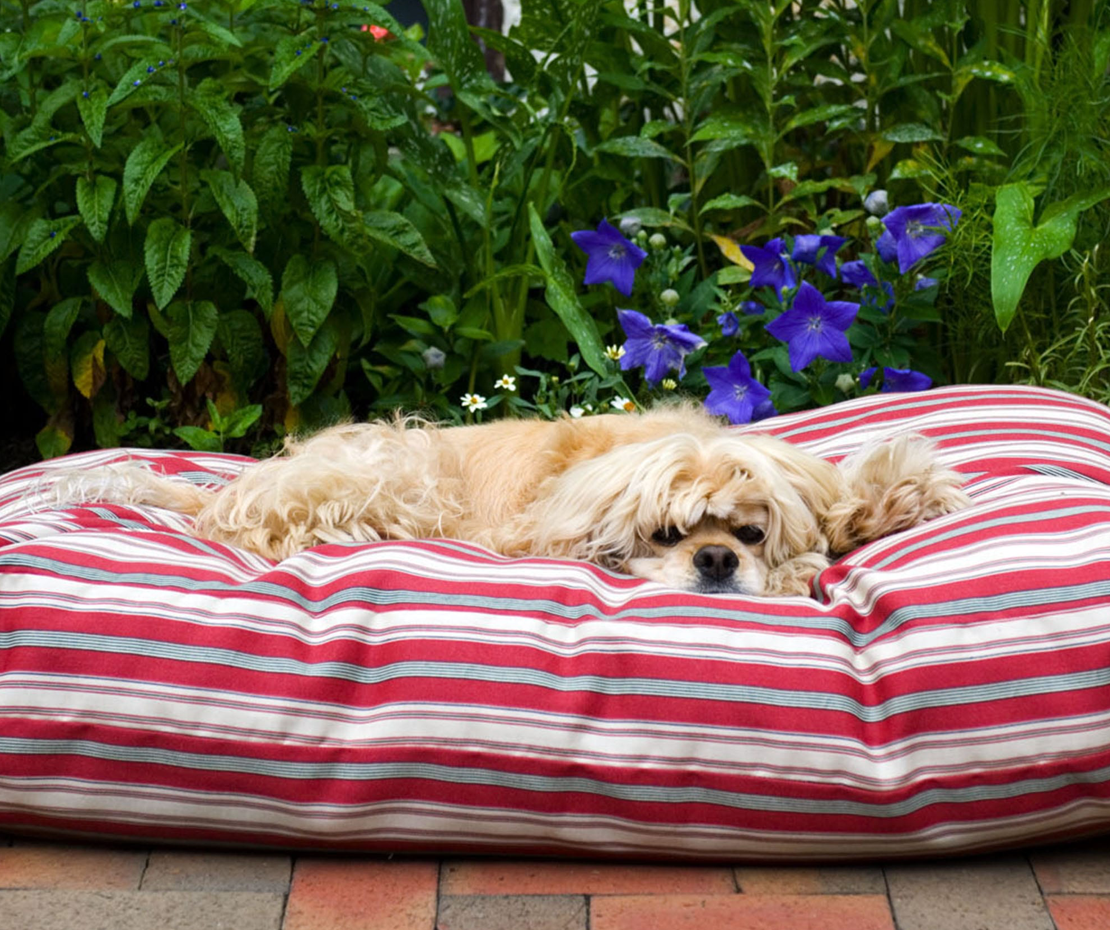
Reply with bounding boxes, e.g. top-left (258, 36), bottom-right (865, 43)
top-left (47, 405), bottom-right (970, 597)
